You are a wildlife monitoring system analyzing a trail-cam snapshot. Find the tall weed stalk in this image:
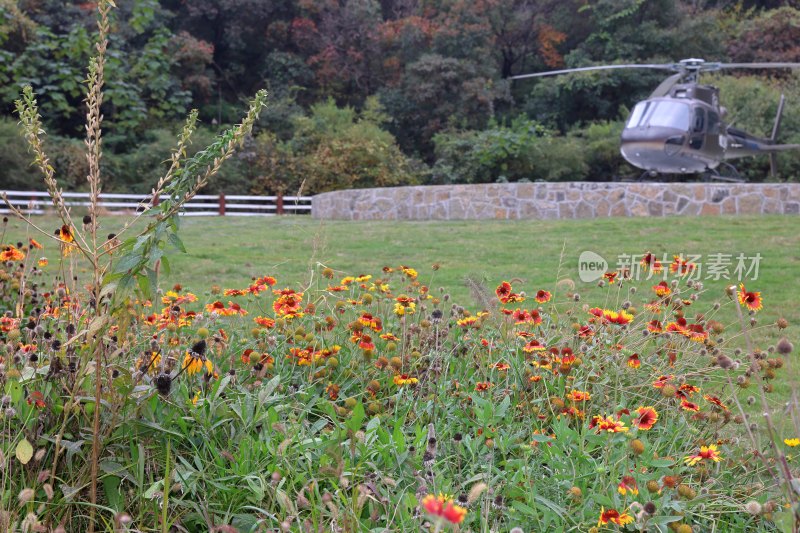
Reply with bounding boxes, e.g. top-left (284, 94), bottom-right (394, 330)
top-left (1, 1), bottom-right (267, 528)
